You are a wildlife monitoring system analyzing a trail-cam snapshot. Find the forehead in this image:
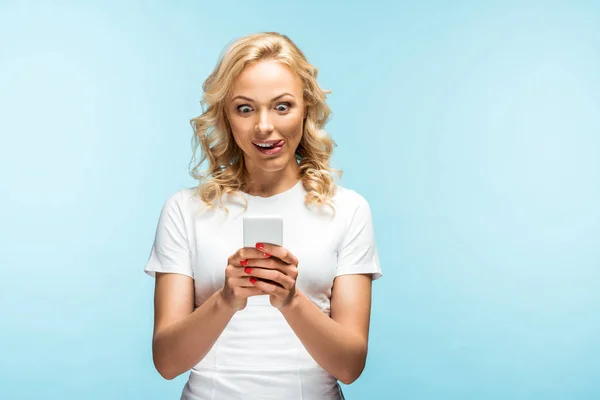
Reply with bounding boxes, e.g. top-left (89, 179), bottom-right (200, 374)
top-left (231, 60), bottom-right (303, 98)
